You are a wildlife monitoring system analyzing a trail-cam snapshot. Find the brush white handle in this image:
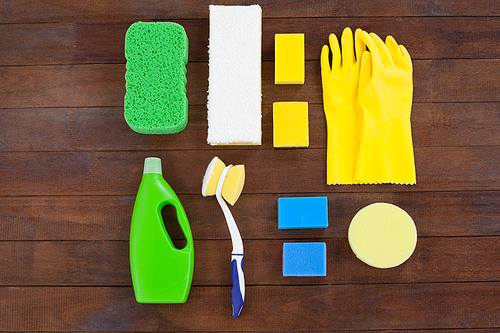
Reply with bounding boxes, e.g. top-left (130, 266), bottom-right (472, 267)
top-left (216, 165), bottom-right (245, 318)
top-left (215, 166), bottom-right (244, 254)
